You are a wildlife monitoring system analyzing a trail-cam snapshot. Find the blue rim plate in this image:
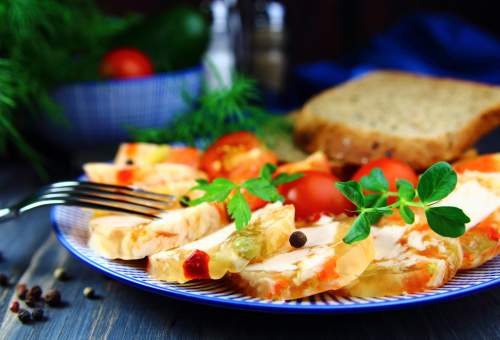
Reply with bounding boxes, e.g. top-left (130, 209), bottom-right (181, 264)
top-left (51, 205), bottom-right (500, 314)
